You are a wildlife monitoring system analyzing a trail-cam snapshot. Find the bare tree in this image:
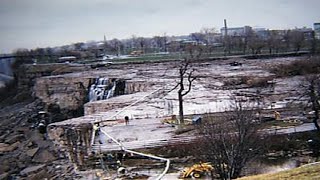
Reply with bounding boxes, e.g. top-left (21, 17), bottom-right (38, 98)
top-left (196, 100), bottom-right (264, 179)
top-left (271, 56), bottom-right (320, 131)
top-left (108, 38), bottom-right (122, 55)
top-left (306, 75), bottom-right (320, 132)
top-left (247, 32), bottom-right (265, 55)
top-left (185, 44), bottom-right (204, 59)
top-left (200, 27), bottom-right (218, 54)
top-left (266, 30), bottom-right (282, 54)
top-left (153, 35), bottom-right (168, 52)
top-left (137, 37), bottom-right (146, 52)
top-left (190, 32), bottom-right (205, 44)
top-left (200, 27), bottom-right (217, 45)
top-left (173, 59), bottom-right (197, 124)
top-left (168, 40), bottom-right (181, 53)
top-left (289, 30), bottom-right (305, 53)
